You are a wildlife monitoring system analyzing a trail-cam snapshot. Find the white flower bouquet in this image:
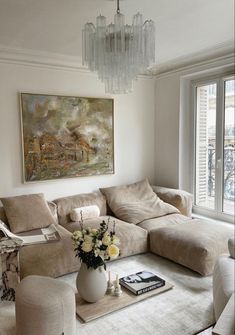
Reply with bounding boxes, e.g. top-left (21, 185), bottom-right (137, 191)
top-left (72, 218), bottom-right (120, 269)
